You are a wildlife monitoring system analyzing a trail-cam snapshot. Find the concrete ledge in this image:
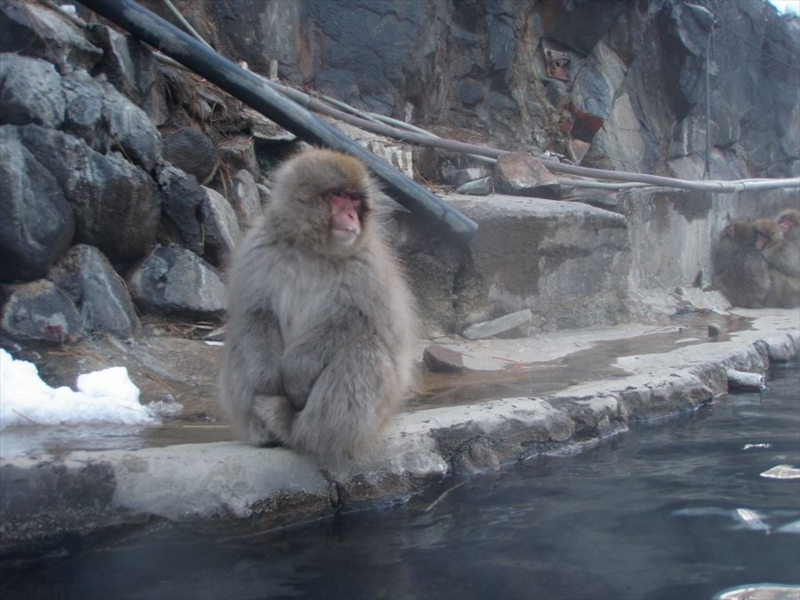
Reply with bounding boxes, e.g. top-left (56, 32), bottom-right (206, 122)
top-left (1, 313), bottom-right (797, 558)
